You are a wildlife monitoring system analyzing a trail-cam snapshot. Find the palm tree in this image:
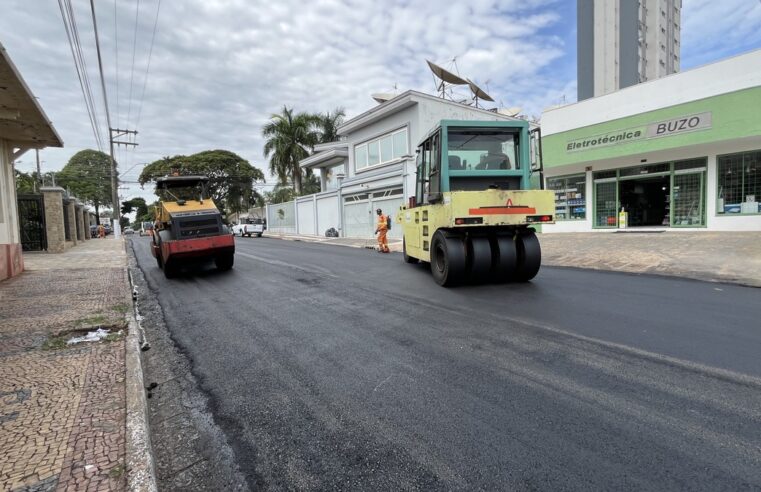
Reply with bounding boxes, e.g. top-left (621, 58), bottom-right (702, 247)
top-left (315, 107), bottom-right (346, 144)
top-left (262, 106), bottom-right (319, 195)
